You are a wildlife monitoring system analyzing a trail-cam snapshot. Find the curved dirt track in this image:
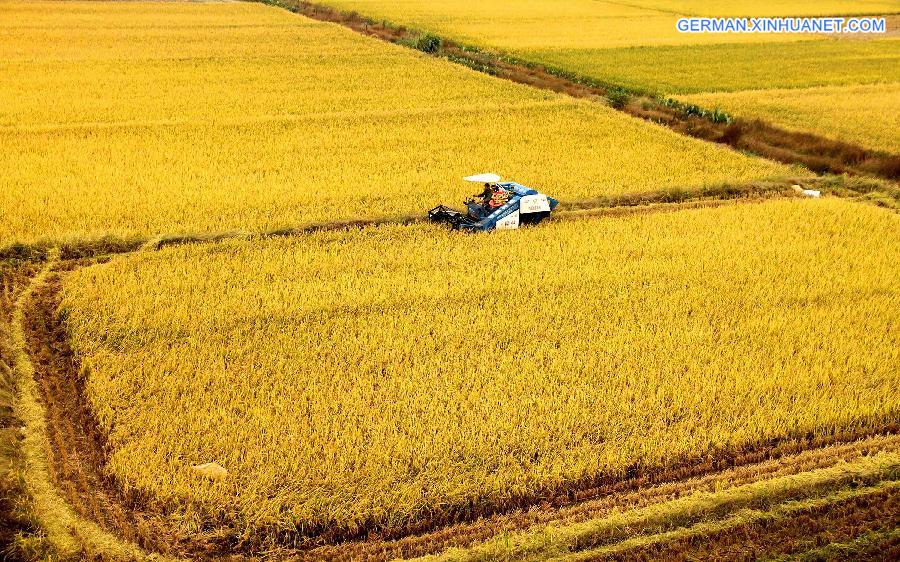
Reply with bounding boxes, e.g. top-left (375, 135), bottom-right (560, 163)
top-left (20, 265), bottom-right (216, 558)
top-left (300, 437), bottom-right (900, 561)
